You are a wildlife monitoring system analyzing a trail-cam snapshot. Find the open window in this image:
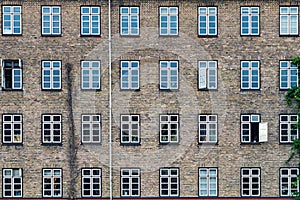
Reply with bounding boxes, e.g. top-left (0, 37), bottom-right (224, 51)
top-left (1, 59), bottom-right (22, 90)
top-left (241, 114), bottom-right (268, 143)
